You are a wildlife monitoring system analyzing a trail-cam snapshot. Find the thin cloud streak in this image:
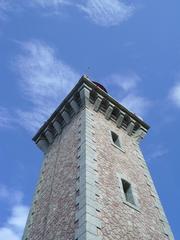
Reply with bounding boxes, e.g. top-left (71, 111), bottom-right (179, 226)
top-left (0, 184), bottom-right (9, 198)
top-left (31, 0), bottom-right (71, 8)
top-left (0, 184), bottom-right (23, 204)
top-left (0, 107), bottom-right (13, 128)
top-left (77, 0), bottom-right (135, 27)
top-left (169, 82), bottom-right (180, 108)
top-left (151, 148), bottom-right (168, 159)
top-left (30, 0), bottom-right (135, 27)
top-left (146, 145), bottom-right (168, 162)
top-left (15, 40), bottom-right (80, 133)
